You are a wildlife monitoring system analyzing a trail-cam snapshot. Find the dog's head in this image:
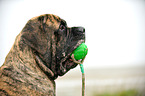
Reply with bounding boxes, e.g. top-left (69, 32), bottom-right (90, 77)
top-left (20, 14), bottom-right (85, 79)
